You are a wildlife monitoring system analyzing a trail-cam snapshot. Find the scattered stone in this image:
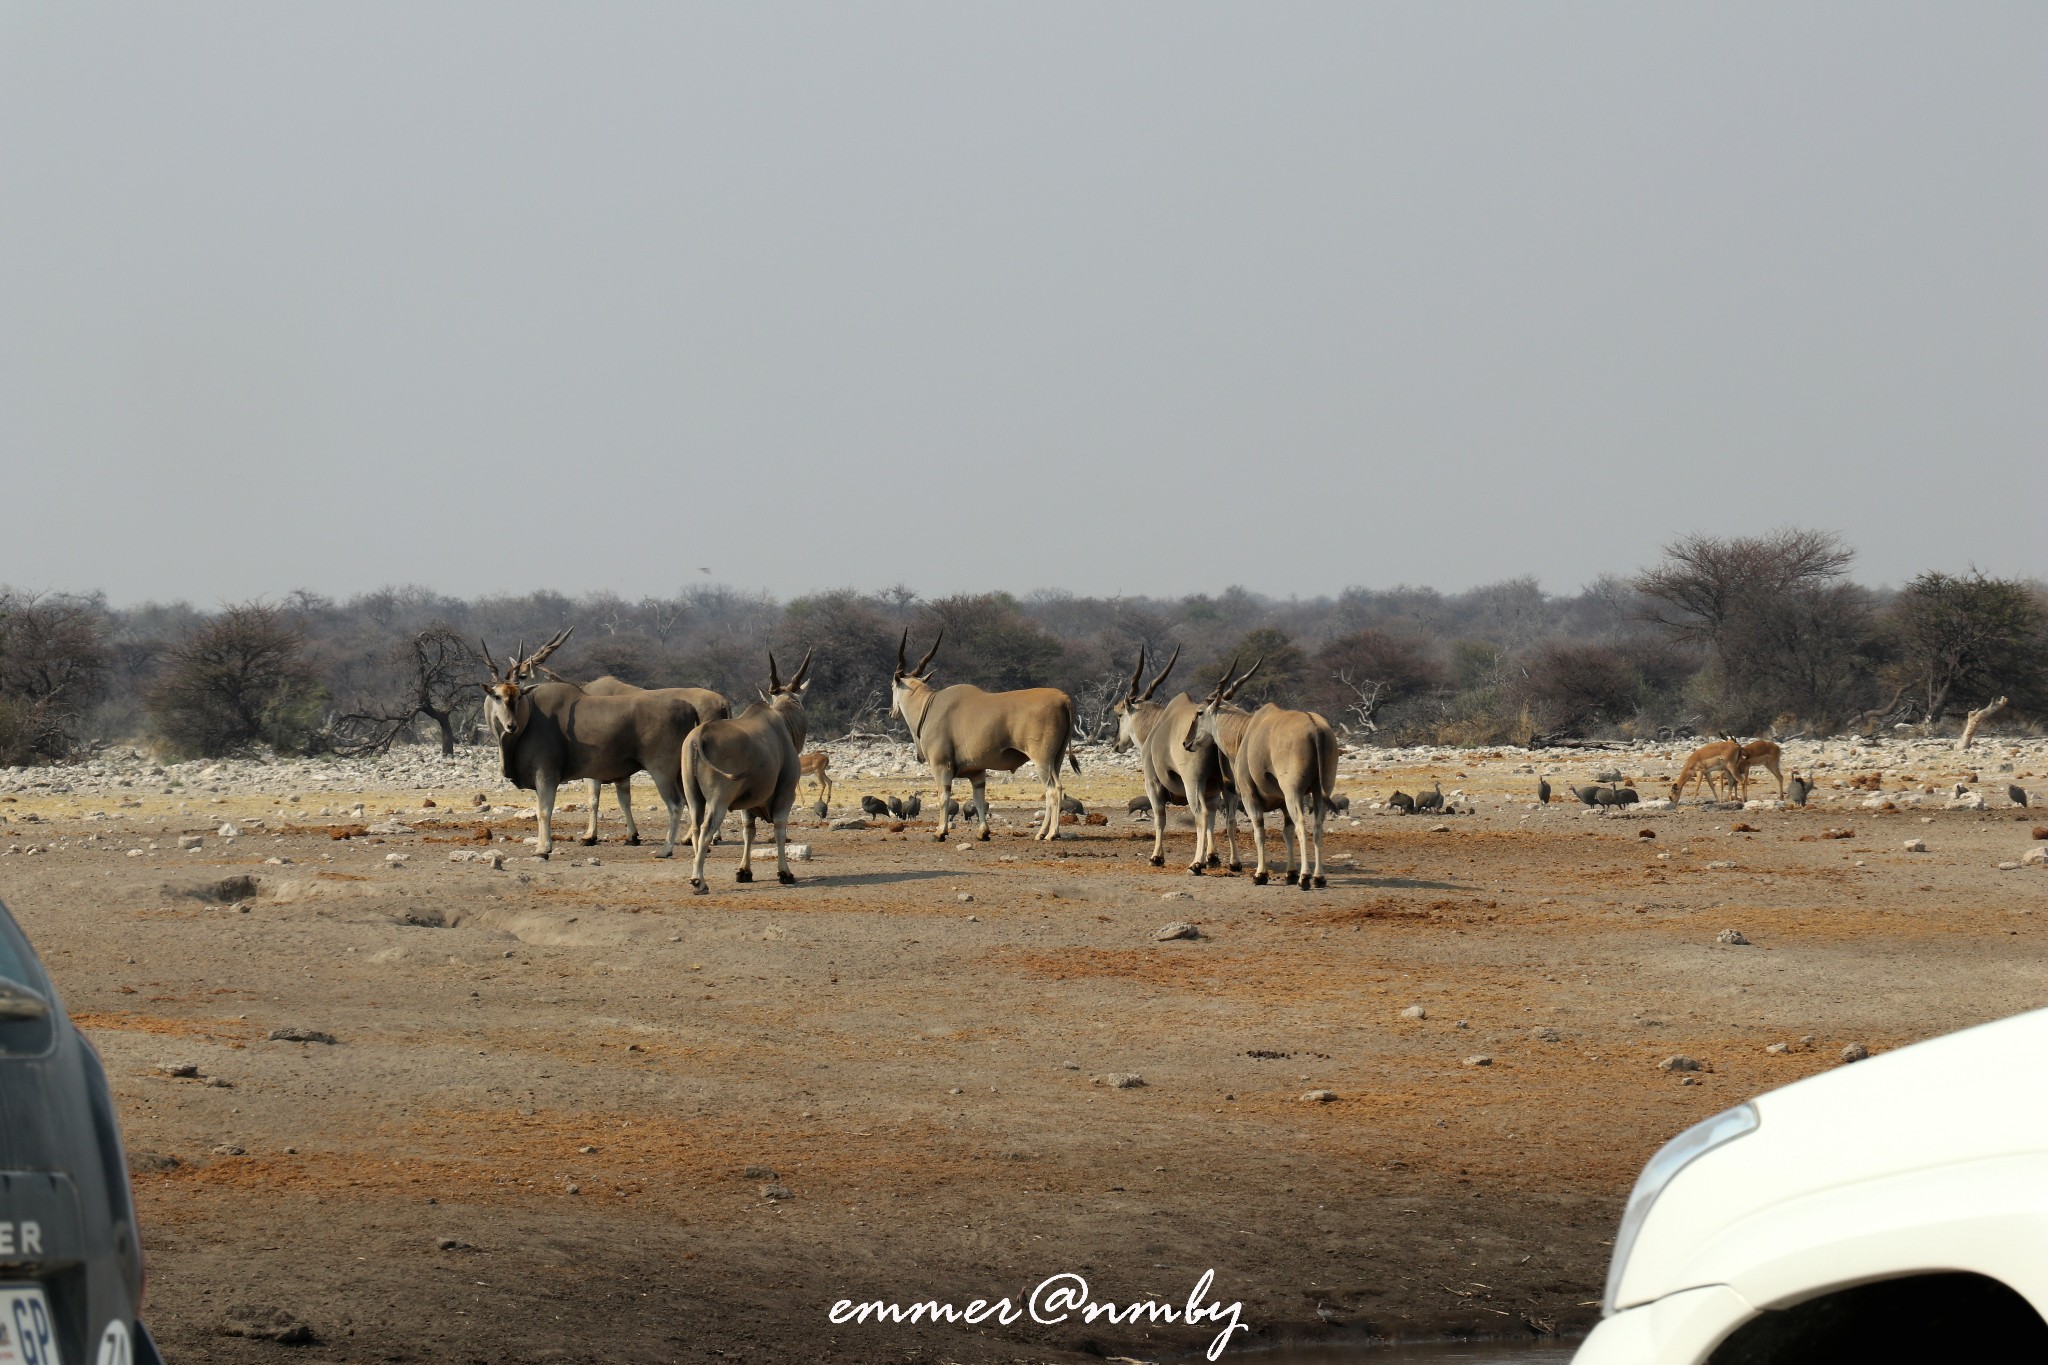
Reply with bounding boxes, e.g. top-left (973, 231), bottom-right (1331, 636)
top-left (1161, 890), bottom-right (1192, 901)
top-left (1094, 1073), bottom-right (1147, 1088)
top-left (177, 834), bottom-right (202, 850)
top-left (216, 823), bottom-right (239, 838)
top-left (125, 848), bottom-right (145, 858)
top-left (435, 1237), bottom-right (477, 1252)
top-left (220, 1306), bottom-right (315, 1345)
top-left (1429, 823), bottom-right (1451, 833)
top-left (1716, 929), bottom-right (1752, 945)
top-left (385, 852), bottom-right (410, 864)
top-left (1529, 1025), bottom-right (1561, 1043)
top-left (206, 1076), bottom-right (233, 1088)
top-left (366, 821), bottom-right (415, 835)
top-left (1840, 1042), bottom-right (1870, 1063)
top-left (1300, 1089), bottom-right (1337, 1103)
top-left (268, 1027), bottom-right (338, 1045)
top-left (1154, 921), bottom-right (1200, 941)
top-left (742, 1165), bottom-right (777, 1180)
top-left (956, 893), bottom-right (974, 903)
top-left (211, 1144), bottom-right (247, 1157)
top-left (760, 1184), bottom-right (793, 1200)
top-left (828, 817), bottom-right (869, 831)
top-left (1707, 860), bottom-right (1736, 869)
top-left (1765, 1042), bottom-right (1789, 1055)
top-left (128, 1151), bottom-right (180, 1174)
top-left (2024, 846), bottom-right (2048, 867)
top-left (1400, 1005), bottom-right (1426, 1021)
top-left (1902, 839), bottom-right (1927, 853)
top-left (1657, 1055), bottom-right (1704, 1073)
top-left (155, 1061), bottom-right (200, 1078)
top-left (1462, 1055), bottom-right (1493, 1067)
